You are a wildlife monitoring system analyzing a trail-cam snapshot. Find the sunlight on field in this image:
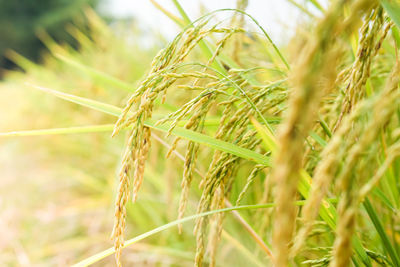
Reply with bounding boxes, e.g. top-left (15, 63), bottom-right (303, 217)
top-left (1, 1), bottom-right (400, 266)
